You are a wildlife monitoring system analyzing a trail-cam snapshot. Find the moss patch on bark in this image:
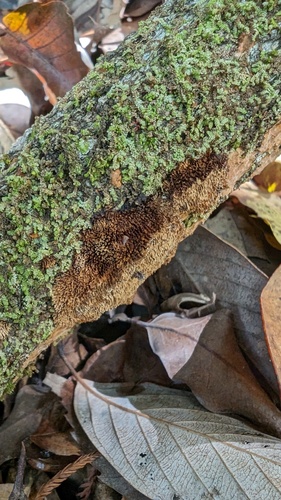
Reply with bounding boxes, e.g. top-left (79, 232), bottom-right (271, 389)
top-left (0, 0), bottom-right (280, 394)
